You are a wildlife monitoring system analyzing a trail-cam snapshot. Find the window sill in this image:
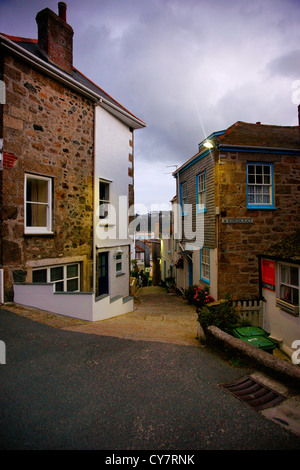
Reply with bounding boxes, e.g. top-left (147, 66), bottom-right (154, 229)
top-left (247, 205), bottom-right (276, 210)
top-left (200, 277), bottom-right (210, 286)
top-left (116, 272), bottom-right (125, 277)
top-left (276, 298), bottom-right (299, 316)
top-left (24, 231), bottom-right (54, 237)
